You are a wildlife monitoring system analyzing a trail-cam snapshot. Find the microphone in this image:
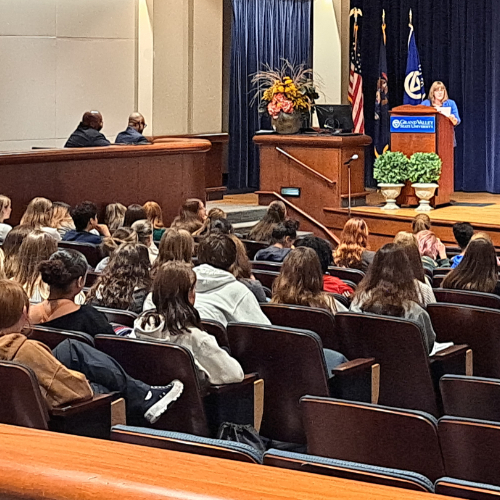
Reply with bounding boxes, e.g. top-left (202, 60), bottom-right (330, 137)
top-left (344, 154), bottom-right (359, 165)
